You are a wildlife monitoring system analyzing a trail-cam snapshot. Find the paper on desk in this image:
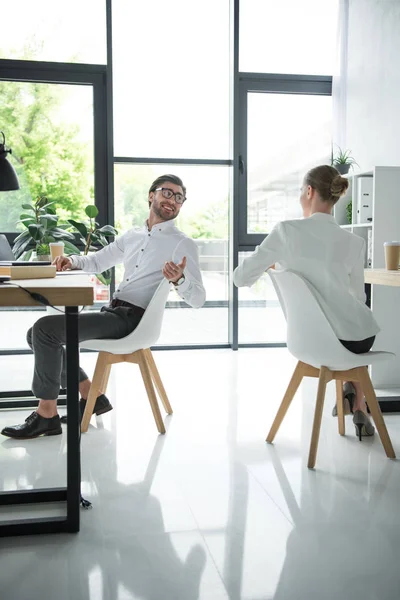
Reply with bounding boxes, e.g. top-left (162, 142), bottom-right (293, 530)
top-left (56, 271), bottom-right (88, 276)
